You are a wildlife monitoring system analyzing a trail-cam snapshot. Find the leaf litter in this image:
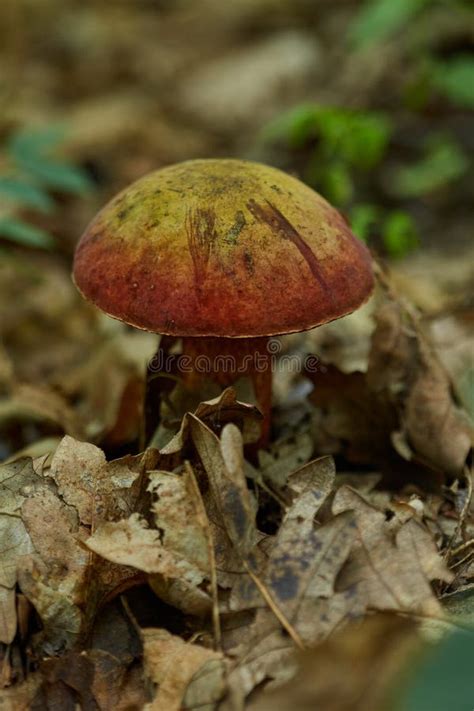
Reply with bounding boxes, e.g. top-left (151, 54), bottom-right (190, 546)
top-left (0, 262), bottom-right (473, 709)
